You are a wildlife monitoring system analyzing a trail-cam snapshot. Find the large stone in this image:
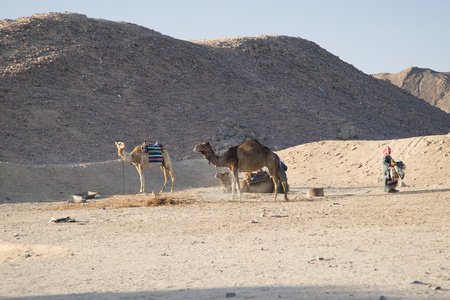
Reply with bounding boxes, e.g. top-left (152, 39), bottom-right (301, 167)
top-left (337, 127), bottom-right (356, 140)
top-left (221, 117), bottom-right (238, 128)
top-left (306, 188), bottom-right (324, 197)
